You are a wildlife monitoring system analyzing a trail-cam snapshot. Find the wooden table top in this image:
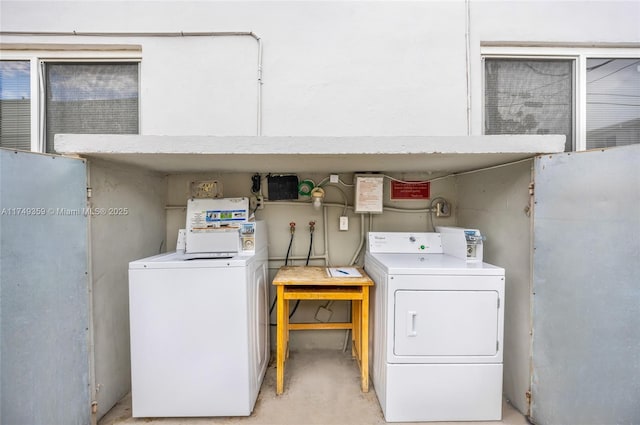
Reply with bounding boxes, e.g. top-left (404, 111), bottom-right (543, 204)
top-left (272, 266), bottom-right (374, 286)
